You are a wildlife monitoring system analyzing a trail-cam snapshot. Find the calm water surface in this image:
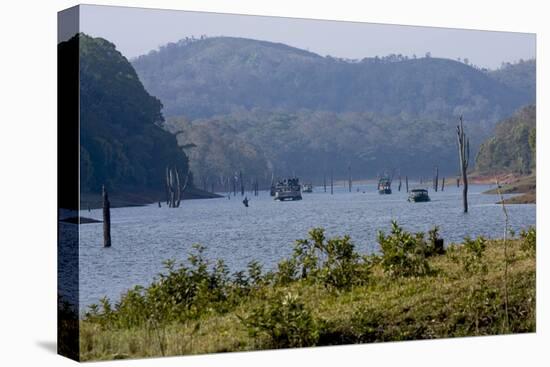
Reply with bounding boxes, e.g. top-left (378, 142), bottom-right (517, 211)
top-left (78, 183), bottom-right (535, 309)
